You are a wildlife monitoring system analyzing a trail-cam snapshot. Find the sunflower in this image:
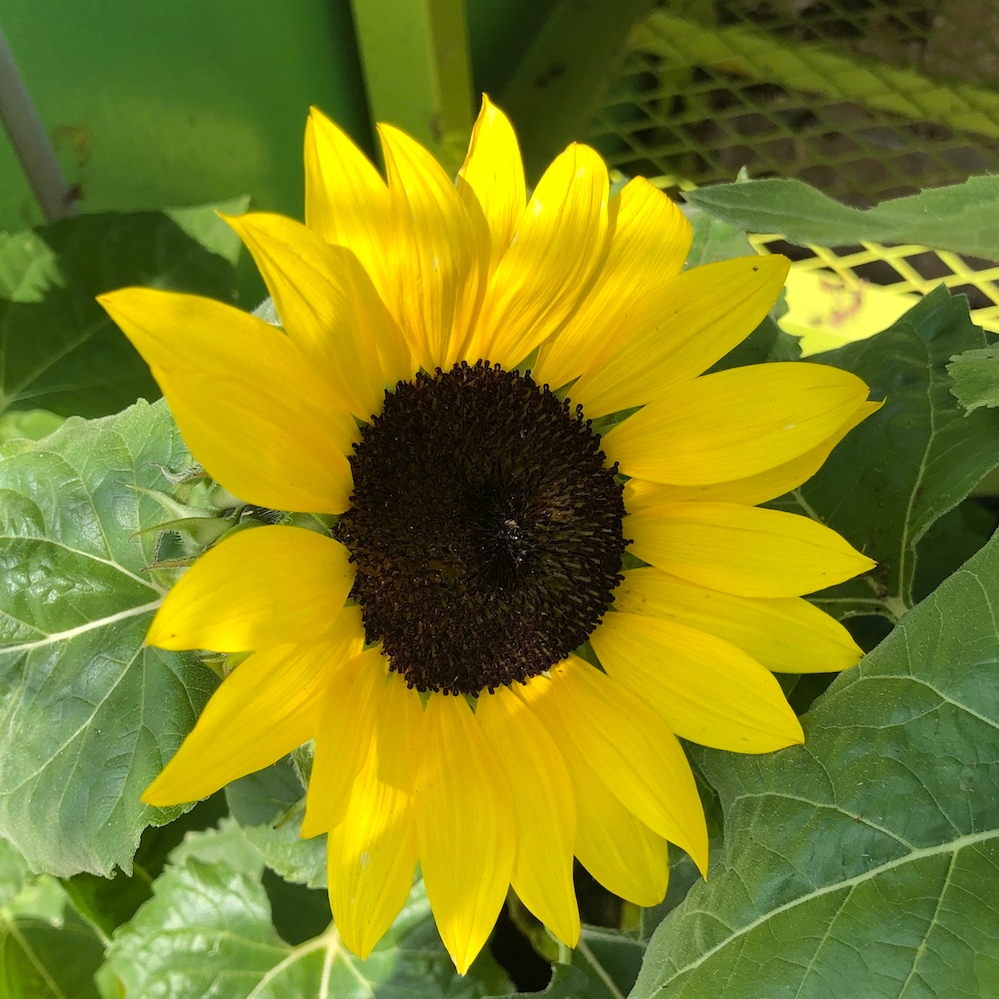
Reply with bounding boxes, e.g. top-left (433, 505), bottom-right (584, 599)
top-left (98, 97), bottom-right (876, 974)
